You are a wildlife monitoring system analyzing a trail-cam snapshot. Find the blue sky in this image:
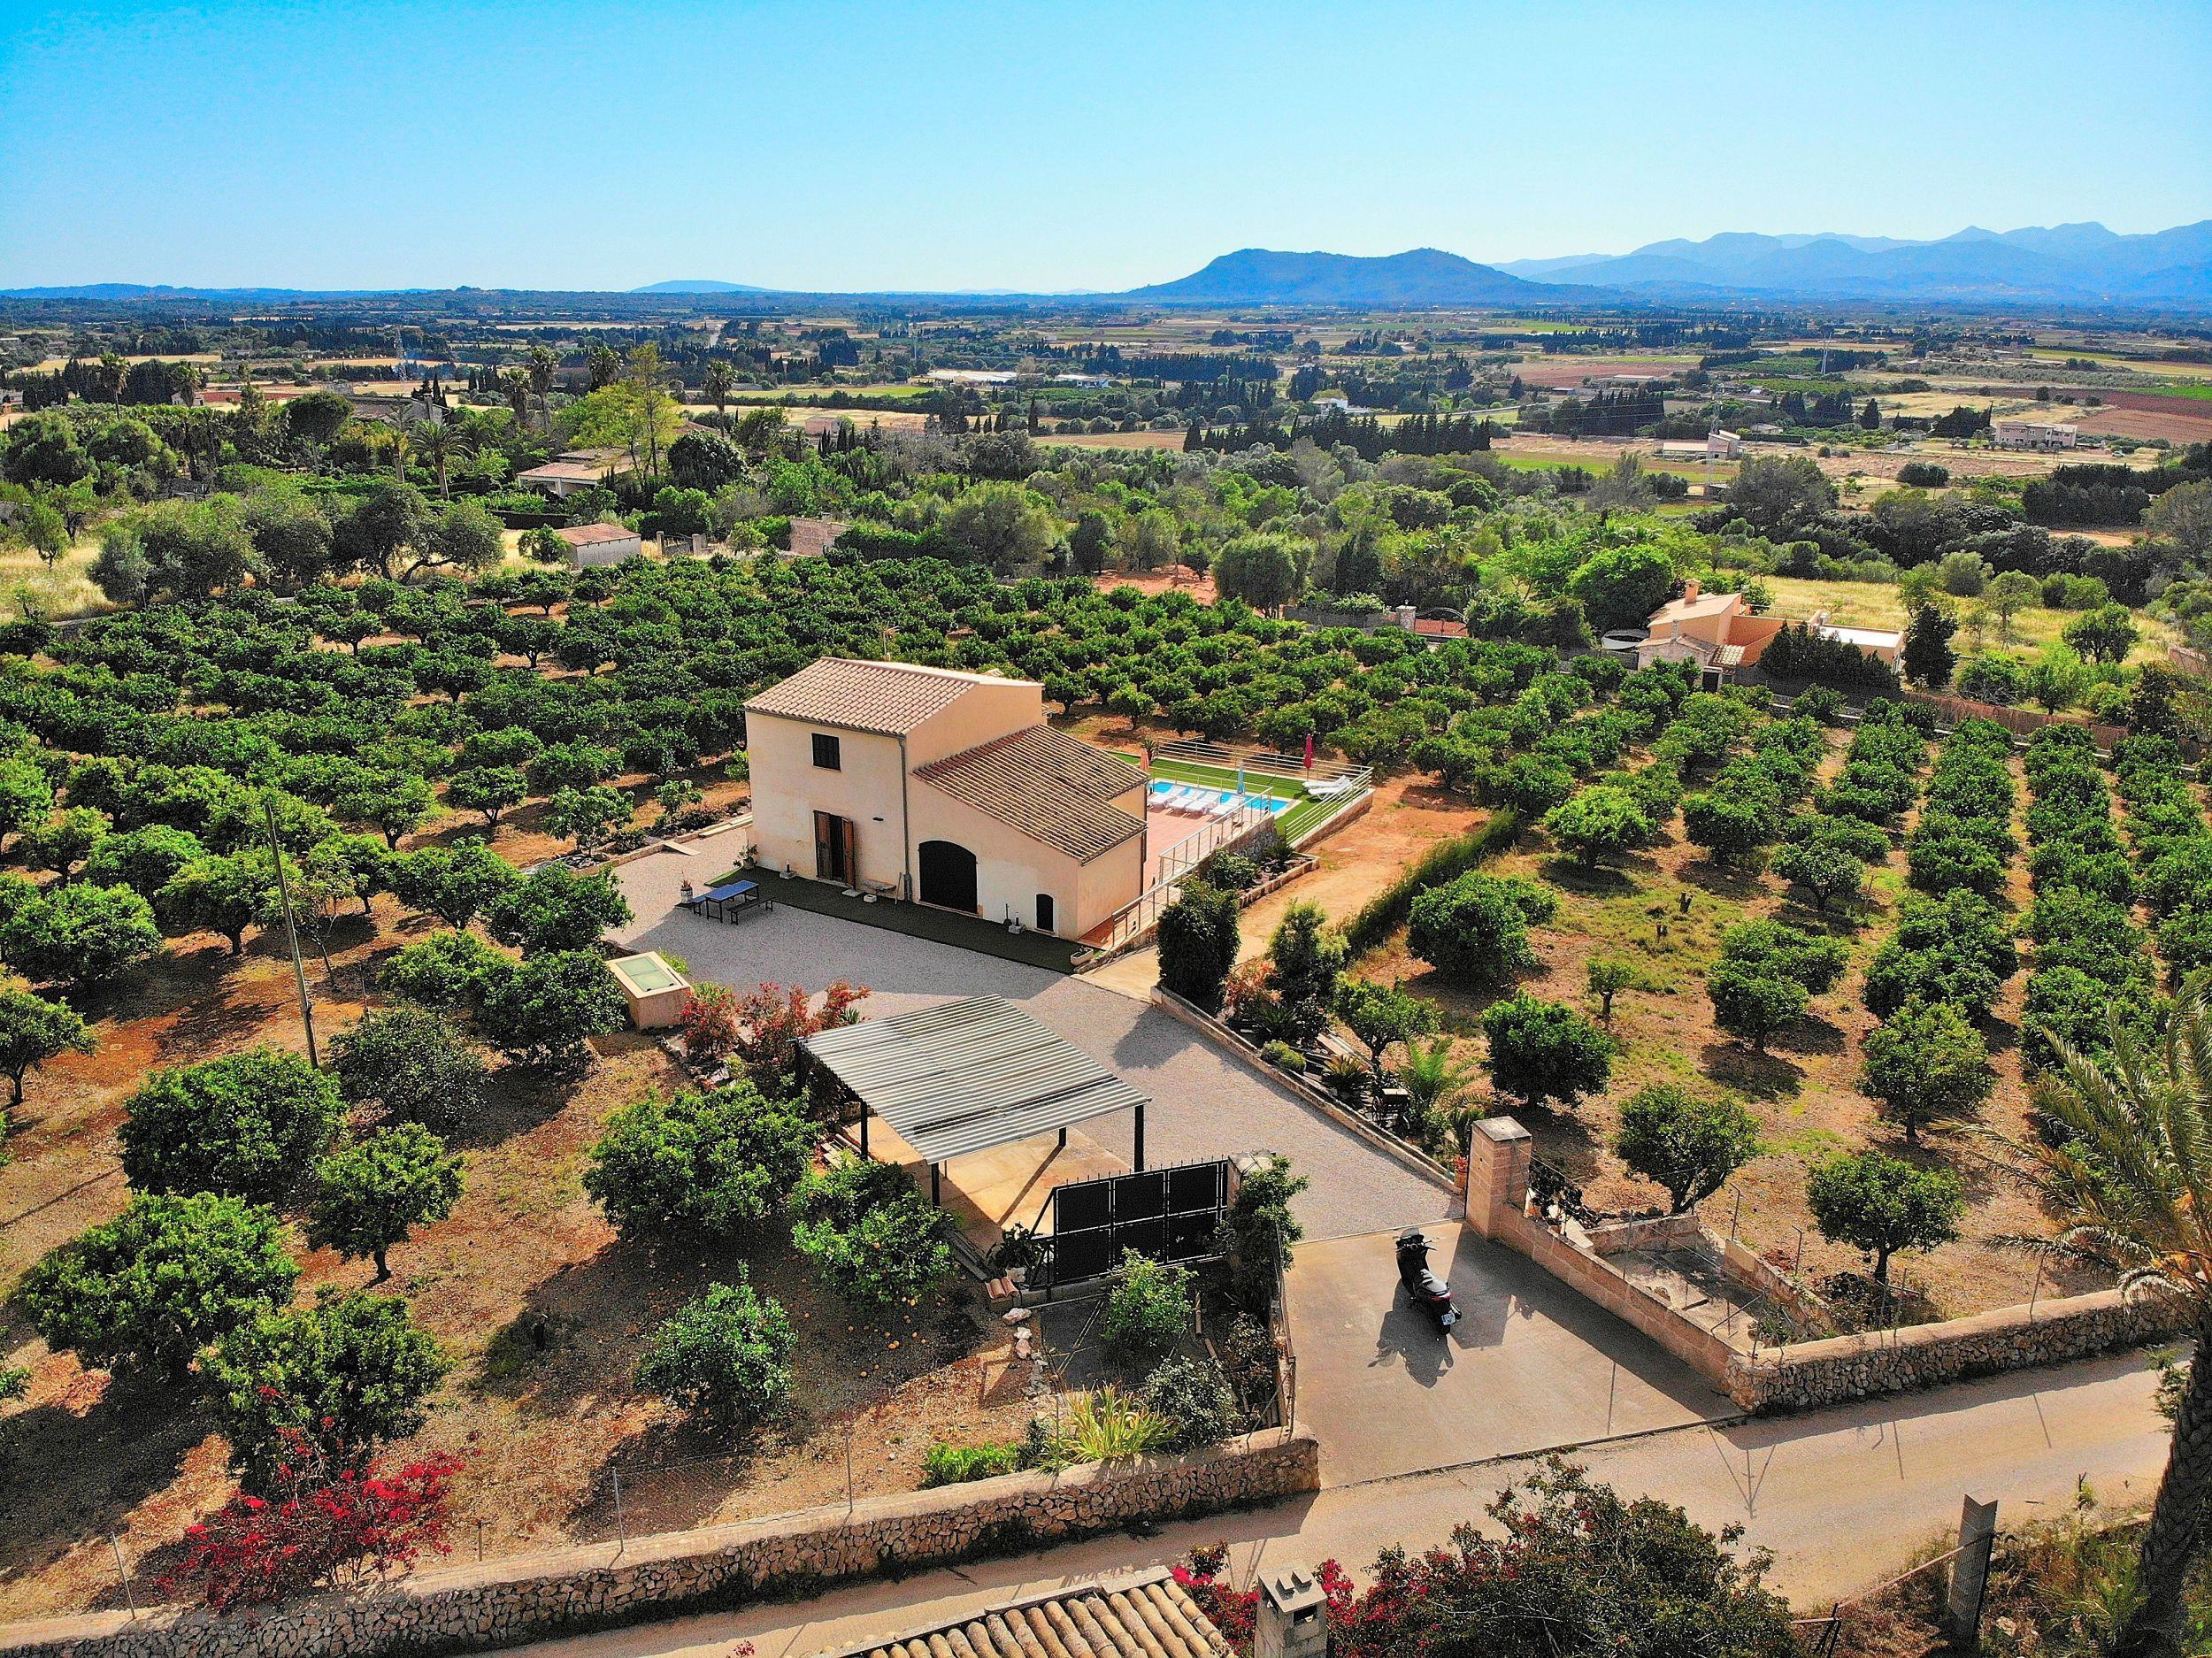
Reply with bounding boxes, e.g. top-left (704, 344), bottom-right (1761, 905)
top-left (3, 0), bottom-right (2207, 292)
